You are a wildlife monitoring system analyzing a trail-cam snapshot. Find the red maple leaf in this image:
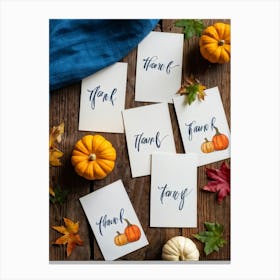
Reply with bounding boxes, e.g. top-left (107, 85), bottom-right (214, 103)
top-left (202, 162), bottom-right (230, 203)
